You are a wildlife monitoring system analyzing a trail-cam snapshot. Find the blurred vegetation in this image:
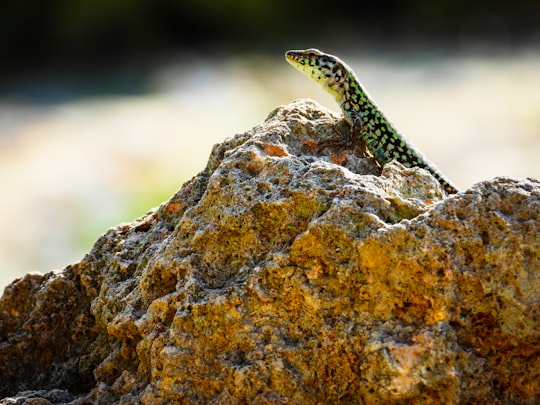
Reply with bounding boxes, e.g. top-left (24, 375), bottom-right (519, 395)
top-left (2, 0), bottom-right (539, 78)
